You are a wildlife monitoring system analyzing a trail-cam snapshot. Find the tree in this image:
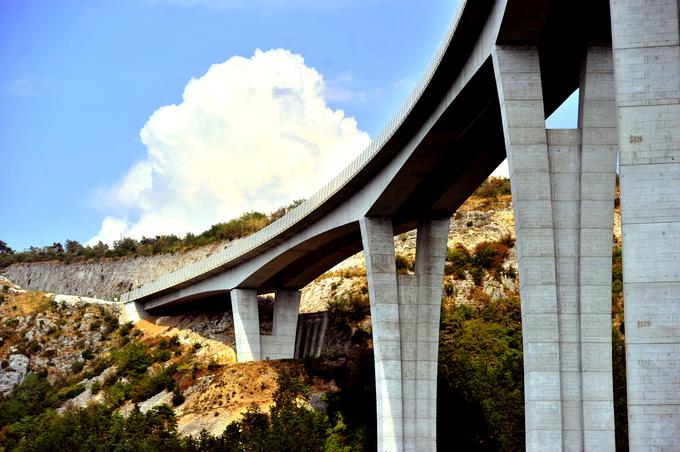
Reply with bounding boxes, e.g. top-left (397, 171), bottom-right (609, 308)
top-left (0, 240), bottom-right (14, 255)
top-left (65, 239), bottom-right (84, 255)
